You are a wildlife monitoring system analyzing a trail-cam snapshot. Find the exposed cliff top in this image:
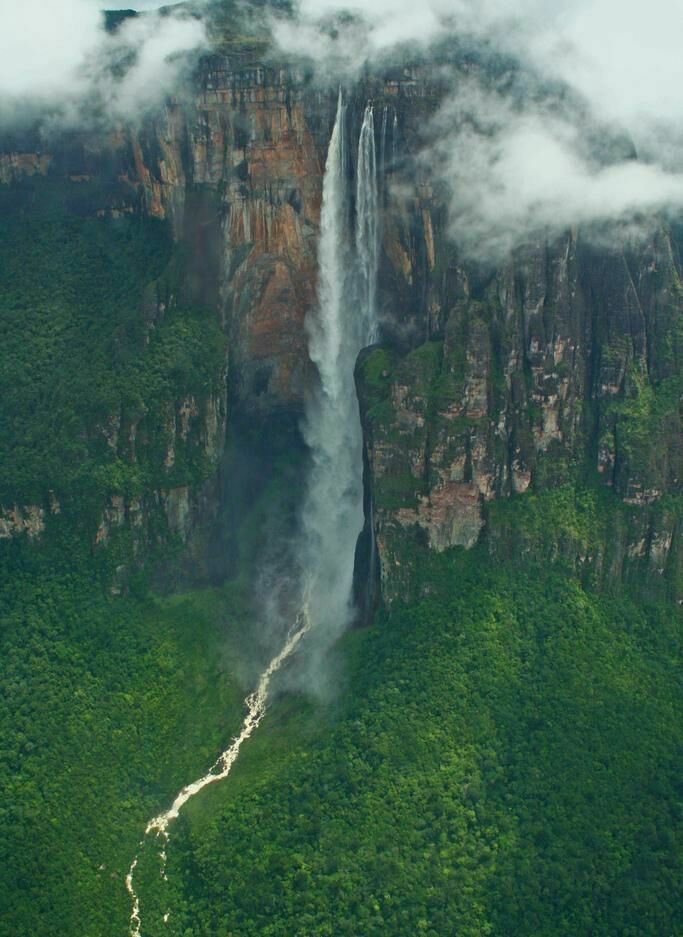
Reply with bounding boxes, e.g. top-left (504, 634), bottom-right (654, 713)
top-left (103, 9), bottom-right (138, 33)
